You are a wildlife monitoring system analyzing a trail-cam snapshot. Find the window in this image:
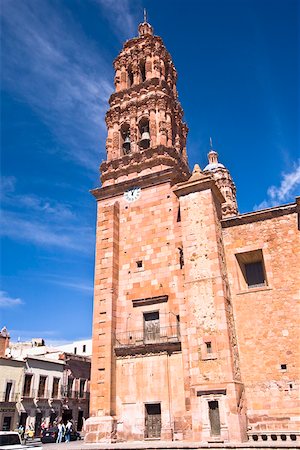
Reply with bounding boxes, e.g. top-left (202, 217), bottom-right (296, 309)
top-left (136, 260), bottom-right (143, 268)
top-left (206, 342), bottom-right (212, 354)
top-left (79, 379), bottom-right (85, 398)
top-left (38, 376), bottom-right (47, 398)
top-left (52, 378), bottom-right (60, 399)
top-left (23, 374), bottom-right (32, 397)
top-left (236, 249), bottom-right (267, 289)
top-left (4, 382), bottom-right (12, 402)
top-left (144, 312), bottom-right (160, 343)
top-left (67, 377), bottom-right (74, 397)
top-left (74, 347), bottom-right (77, 354)
top-left (82, 344), bottom-right (86, 353)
